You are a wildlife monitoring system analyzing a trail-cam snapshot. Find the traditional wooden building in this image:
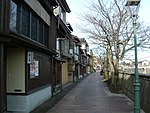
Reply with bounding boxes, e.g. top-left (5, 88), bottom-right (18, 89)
top-left (73, 36), bottom-right (81, 80)
top-left (79, 38), bottom-right (89, 76)
top-left (0, 0), bottom-right (93, 112)
top-left (87, 49), bottom-right (94, 73)
top-left (0, 0), bottom-right (58, 112)
top-left (53, 0), bottom-right (73, 93)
